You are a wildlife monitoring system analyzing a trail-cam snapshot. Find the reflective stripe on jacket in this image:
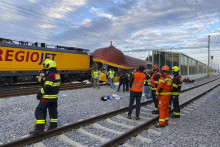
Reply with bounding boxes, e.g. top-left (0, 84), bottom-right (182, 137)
top-left (41, 72), bottom-right (61, 99)
top-left (144, 73), bottom-right (151, 86)
top-left (131, 72), bottom-right (146, 92)
top-left (156, 73), bottom-right (173, 96)
top-left (171, 74), bottom-right (182, 95)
